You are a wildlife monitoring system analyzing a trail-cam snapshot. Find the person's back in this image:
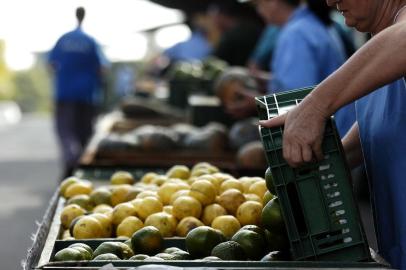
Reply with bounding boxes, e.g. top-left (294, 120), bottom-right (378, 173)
top-left (270, 6), bottom-right (345, 91)
top-left (49, 7), bottom-right (103, 104)
top-left (48, 7), bottom-right (106, 178)
top-left (49, 28), bottom-right (101, 104)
